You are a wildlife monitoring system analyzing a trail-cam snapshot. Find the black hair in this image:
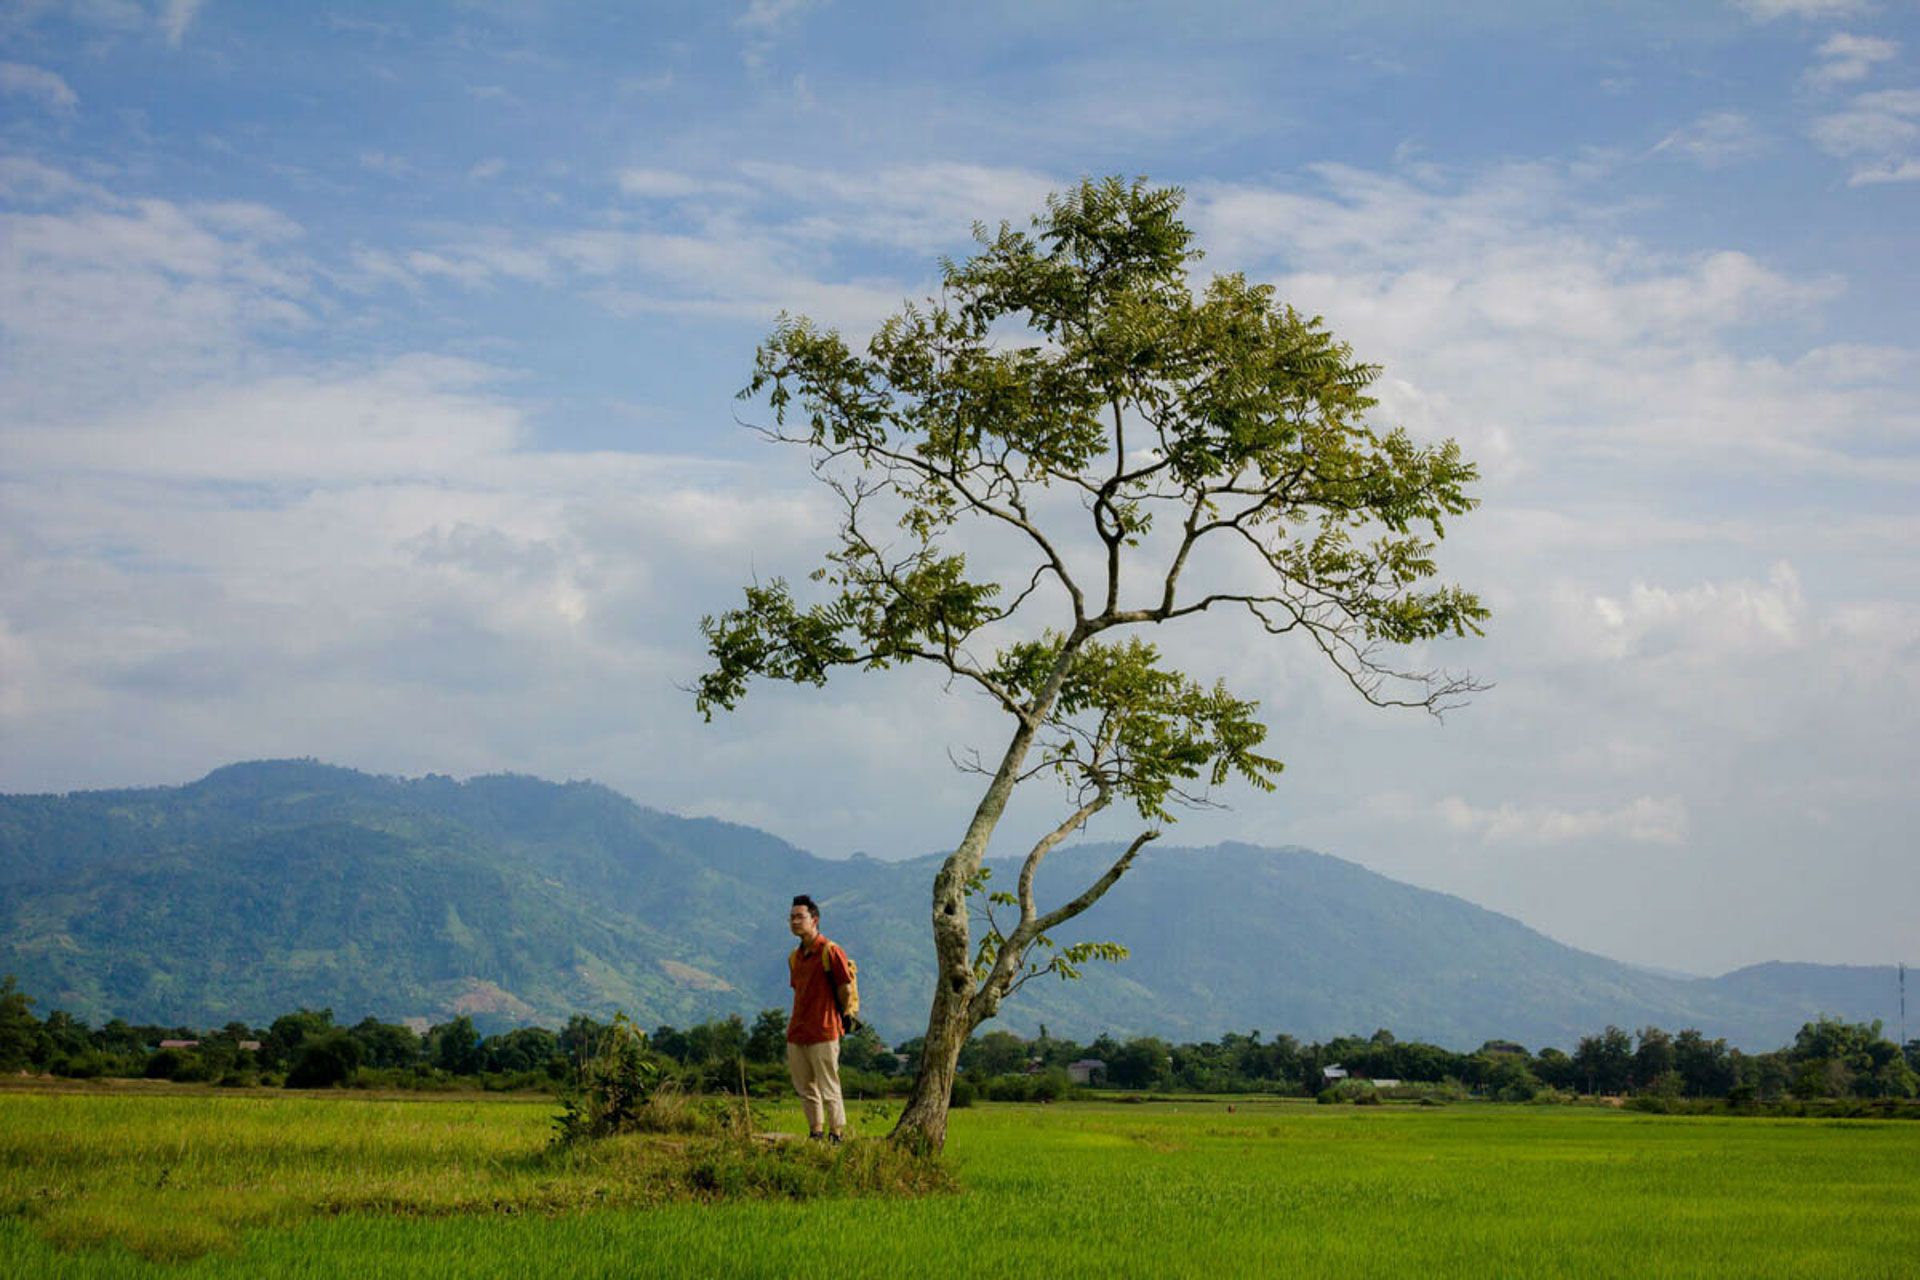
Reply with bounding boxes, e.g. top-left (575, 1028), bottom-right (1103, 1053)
top-left (791, 894), bottom-right (819, 919)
